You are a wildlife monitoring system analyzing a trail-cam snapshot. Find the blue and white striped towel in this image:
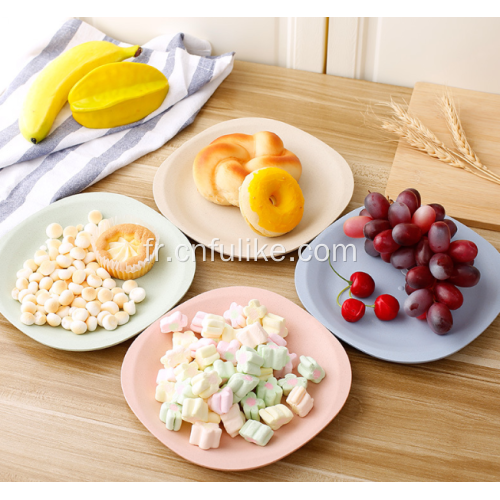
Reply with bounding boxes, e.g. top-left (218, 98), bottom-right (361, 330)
top-left (0, 18), bottom-right (234, 237)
